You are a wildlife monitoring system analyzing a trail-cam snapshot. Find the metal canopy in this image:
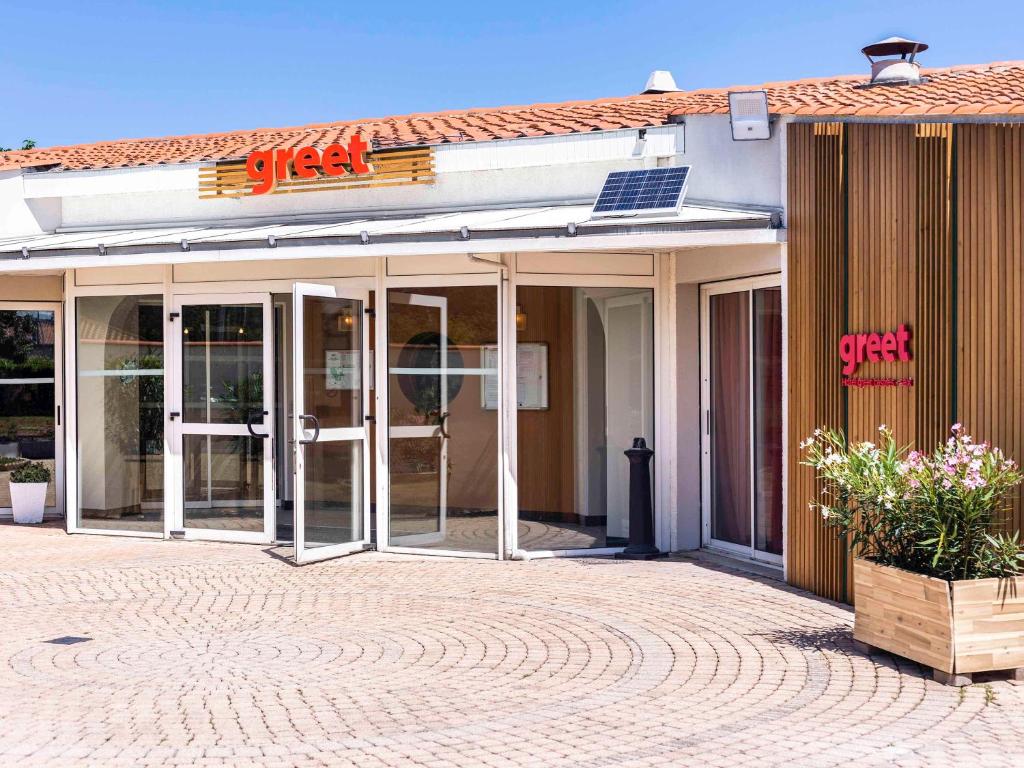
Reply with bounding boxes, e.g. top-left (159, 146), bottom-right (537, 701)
top-left (0, 201), bottom-right (778, 265)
